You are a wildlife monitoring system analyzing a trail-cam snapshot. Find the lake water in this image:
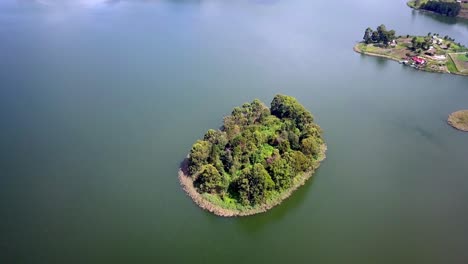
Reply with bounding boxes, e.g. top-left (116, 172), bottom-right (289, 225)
top-left (1, 0), bottom-right (468, 263)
